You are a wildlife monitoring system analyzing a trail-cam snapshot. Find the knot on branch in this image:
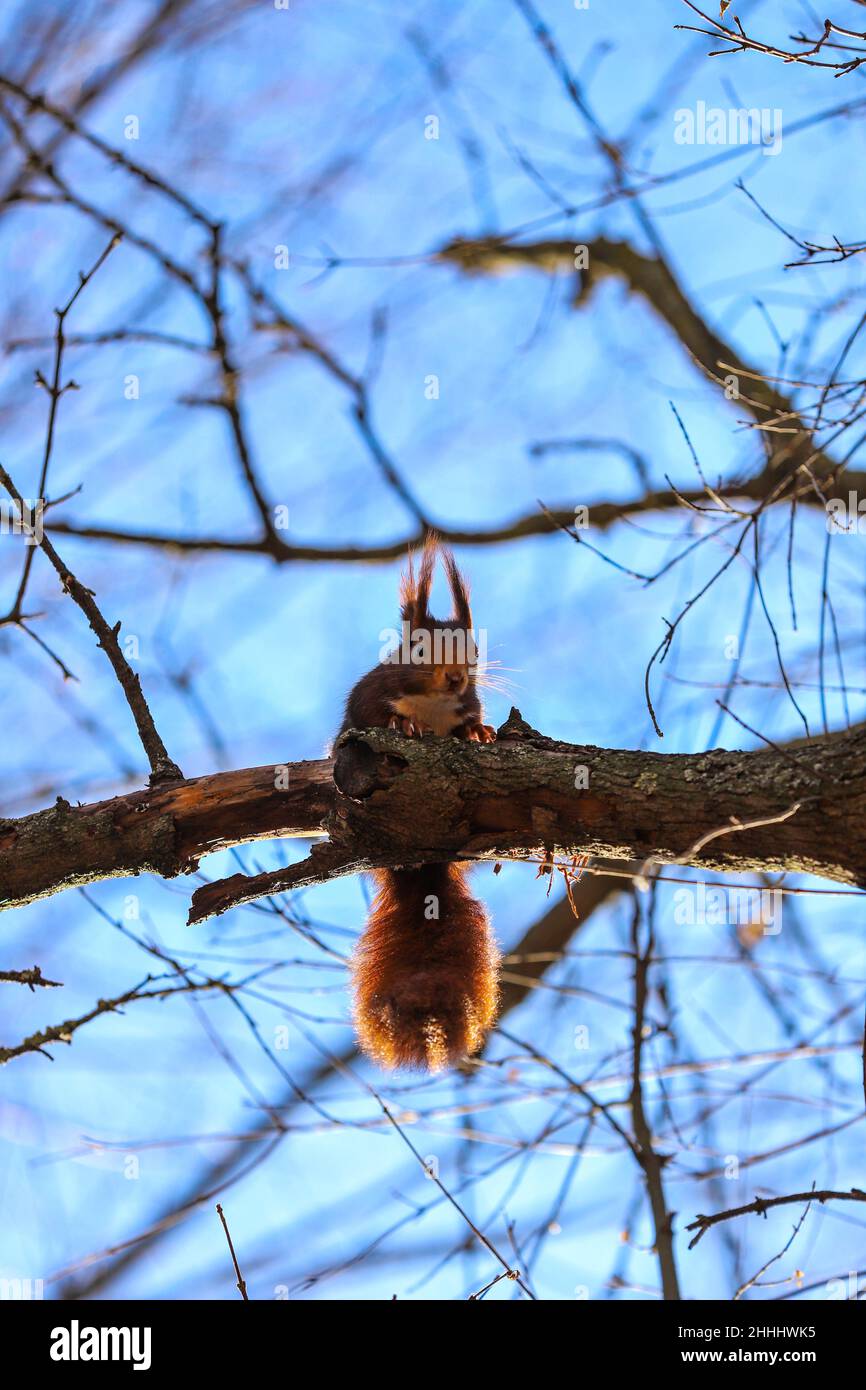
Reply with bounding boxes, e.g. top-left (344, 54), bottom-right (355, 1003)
top-left (329, 724), bottom-right (510, 862)
top-left (496, 706), bottom-right (540, 742)
top-left (333, 730), bottom-right (408, 800)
